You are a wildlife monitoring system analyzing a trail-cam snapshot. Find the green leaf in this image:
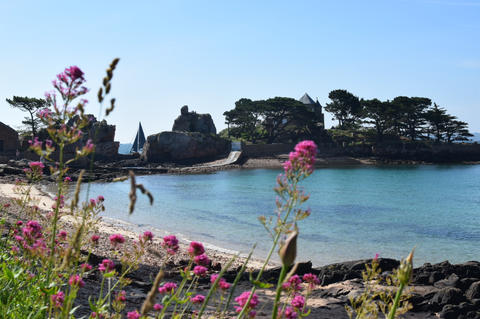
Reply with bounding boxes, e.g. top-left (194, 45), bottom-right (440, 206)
top-left (102, 270), bottom-right (116, 278)
top-left (251, 280), bottom-right (273, 289)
